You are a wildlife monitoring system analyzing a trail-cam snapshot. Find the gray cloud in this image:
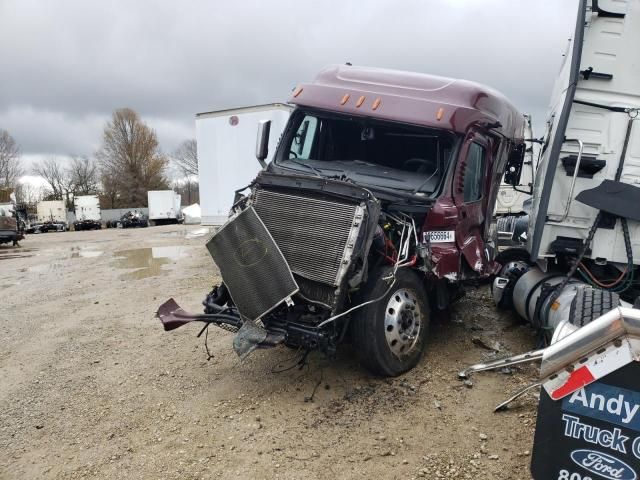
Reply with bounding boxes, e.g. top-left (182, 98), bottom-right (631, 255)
top-left (0, 0), bottom-right (578, 159)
